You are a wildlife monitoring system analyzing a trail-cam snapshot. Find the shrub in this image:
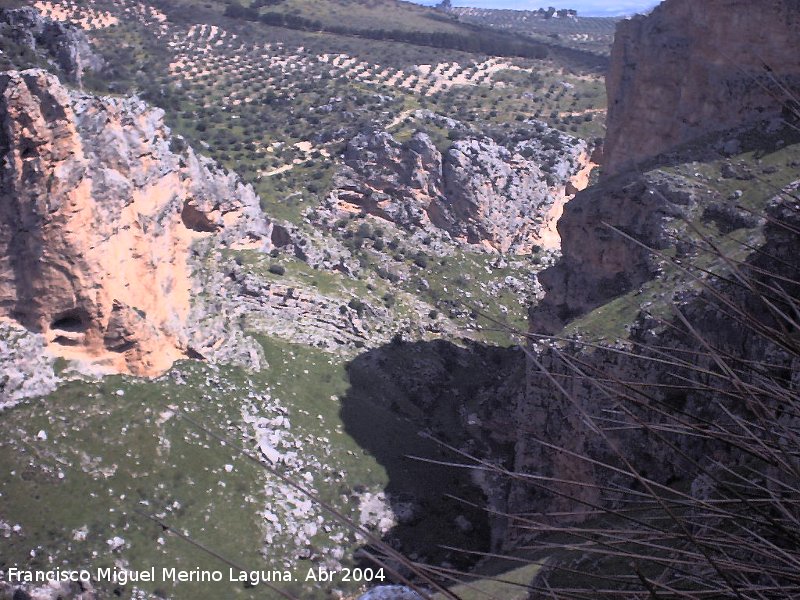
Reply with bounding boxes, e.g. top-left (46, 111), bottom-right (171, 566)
top-left (348, 298), bottom-right (366, 315)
